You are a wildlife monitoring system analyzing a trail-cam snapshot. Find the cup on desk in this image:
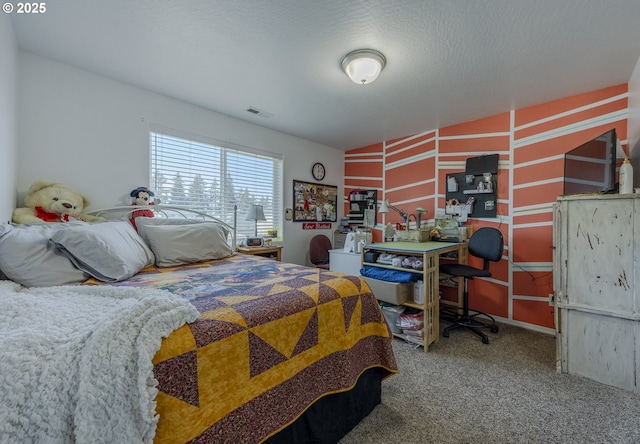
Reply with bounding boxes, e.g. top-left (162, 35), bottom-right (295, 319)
top-left (264, 238), bottom-right (272, 246)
